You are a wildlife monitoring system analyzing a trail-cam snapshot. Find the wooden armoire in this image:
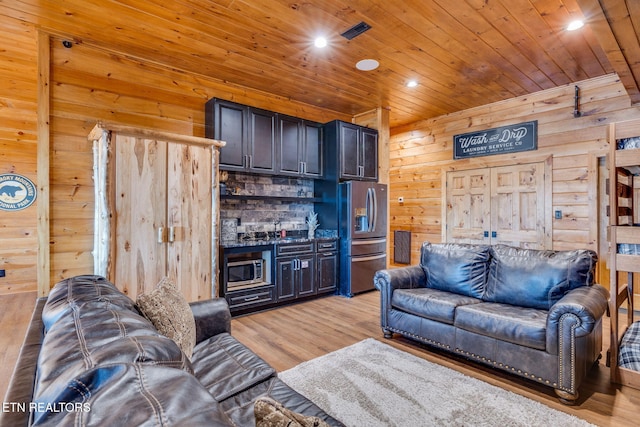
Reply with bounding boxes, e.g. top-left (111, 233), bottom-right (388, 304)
top-left (90, 123), bottom-right (225, 302)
